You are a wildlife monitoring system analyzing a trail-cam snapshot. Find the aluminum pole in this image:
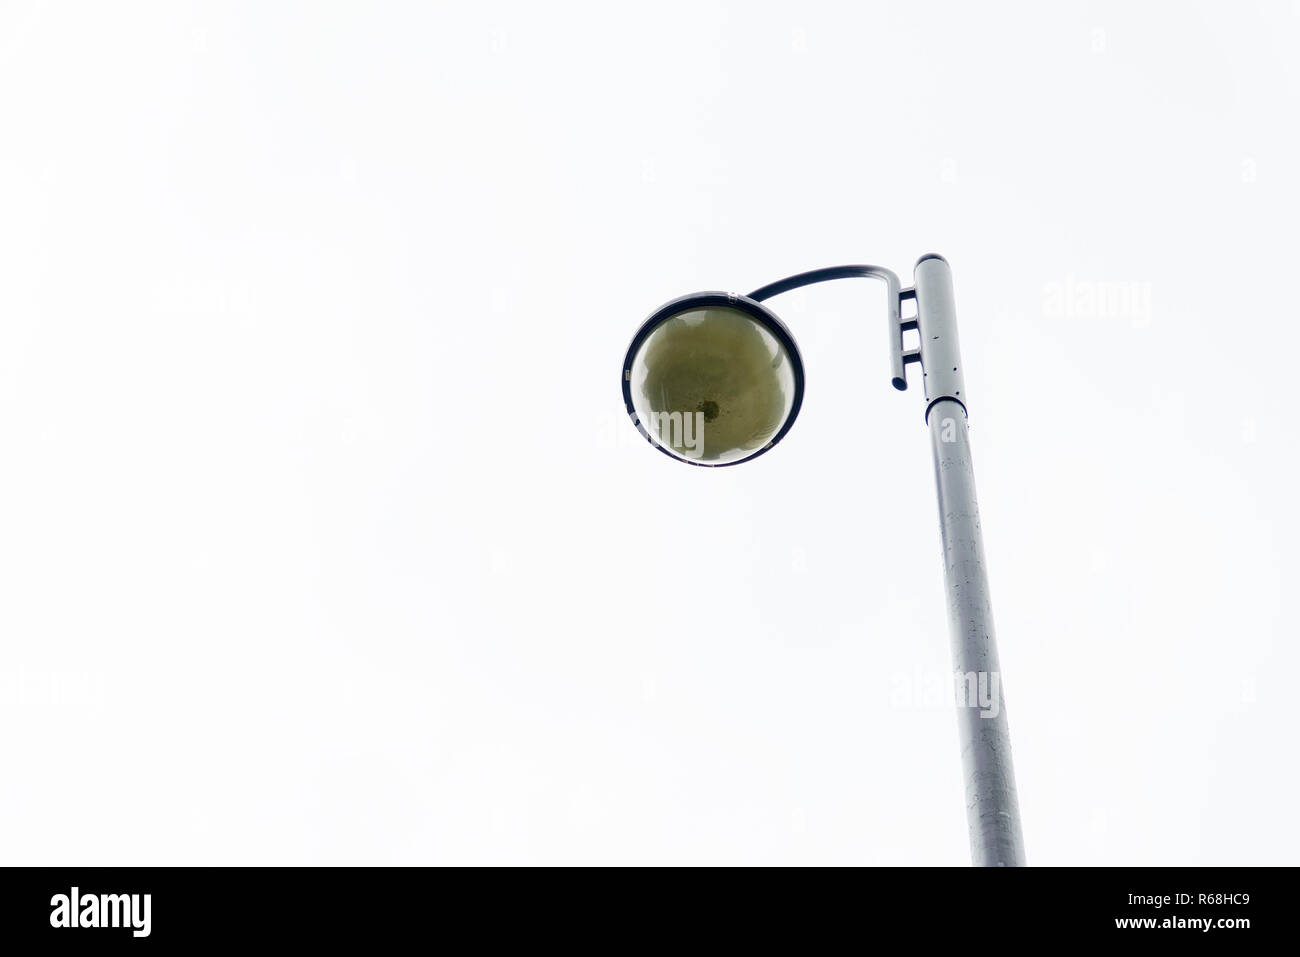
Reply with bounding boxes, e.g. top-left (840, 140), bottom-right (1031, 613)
top-left (915, 255), bottom-right (1025, 867)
